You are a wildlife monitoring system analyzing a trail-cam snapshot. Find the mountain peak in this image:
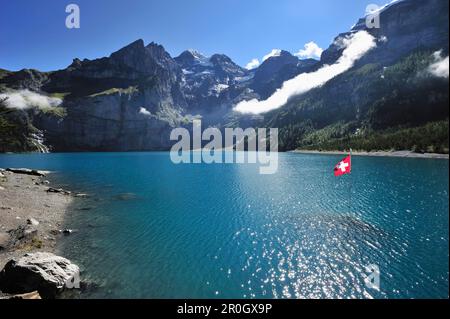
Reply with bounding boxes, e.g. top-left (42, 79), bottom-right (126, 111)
top-left (259, 50), bottom-right (298, 68)
top-left (188, 49), bottom-right (206, 58)
top-left (265, 50), bottom-right (296, 62)
top-left (69, 58), bottom-right (83, 69)
top-left (110, 39), bottom-right (146, 60)
top-left (210, 54), bottom-right (233, 64)
top-left (107, 39), bottom-right (179, 75)
top-left (123, 39), bottom-right (145, 50)
top-left (175, 50), bottom-right (211, 68)
top-left (176, 49), bottom-right (207, 61)
top-left (146, 41), bottom-right (165, 50)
